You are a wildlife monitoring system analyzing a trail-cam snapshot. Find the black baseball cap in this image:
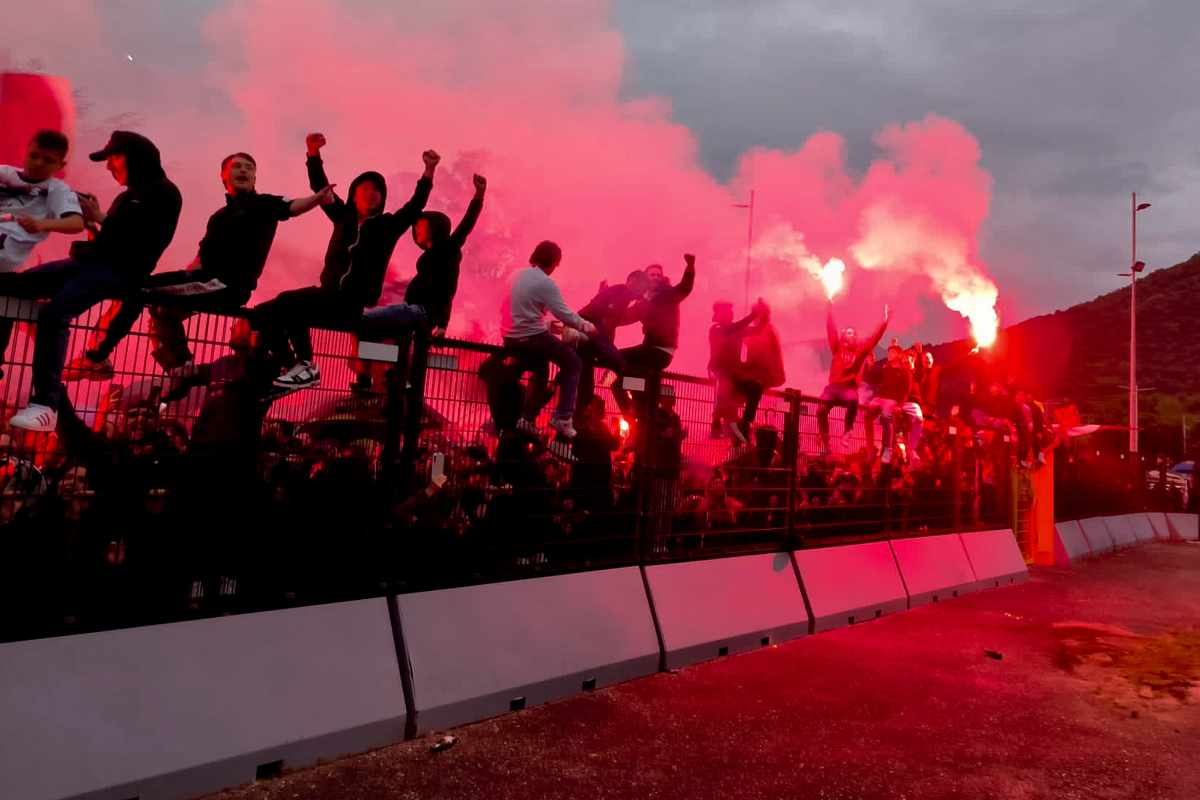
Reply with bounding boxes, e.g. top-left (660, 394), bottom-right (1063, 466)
top-left (89, 130), bottom-right (157, 162)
